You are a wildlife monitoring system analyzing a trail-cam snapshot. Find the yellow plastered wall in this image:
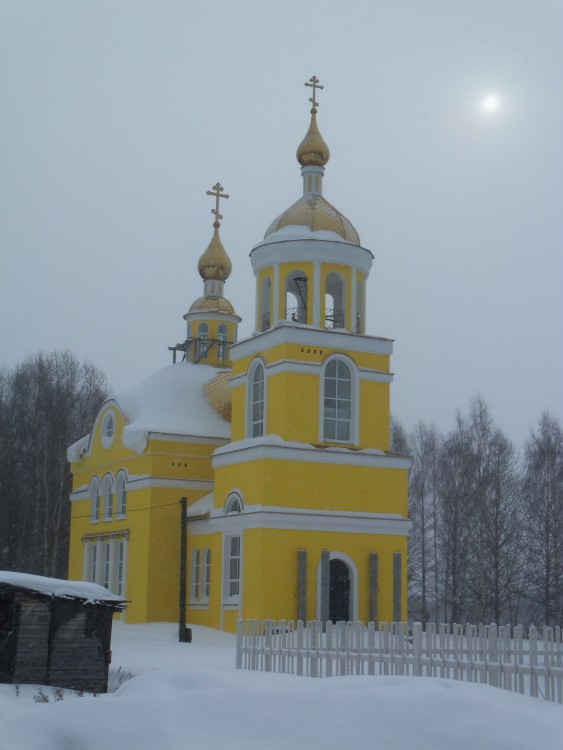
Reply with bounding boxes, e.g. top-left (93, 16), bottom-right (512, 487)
top-left (241, 528), bottom-right (408, 627)
top-left (68, 406), bottom-right (221, 623)
top-left (214, 459), bottom-right (408, 516)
